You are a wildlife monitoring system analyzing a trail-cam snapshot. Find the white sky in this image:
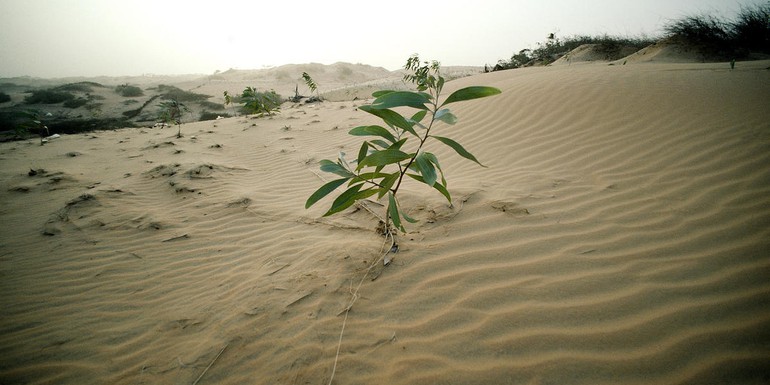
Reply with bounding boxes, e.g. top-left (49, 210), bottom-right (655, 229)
top-left (0, 0), bottom-right (761, 78)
